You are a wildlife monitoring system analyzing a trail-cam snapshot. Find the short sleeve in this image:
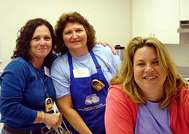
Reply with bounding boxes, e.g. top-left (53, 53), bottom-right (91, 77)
top-left (51, 56), bottom-right (71, 98)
